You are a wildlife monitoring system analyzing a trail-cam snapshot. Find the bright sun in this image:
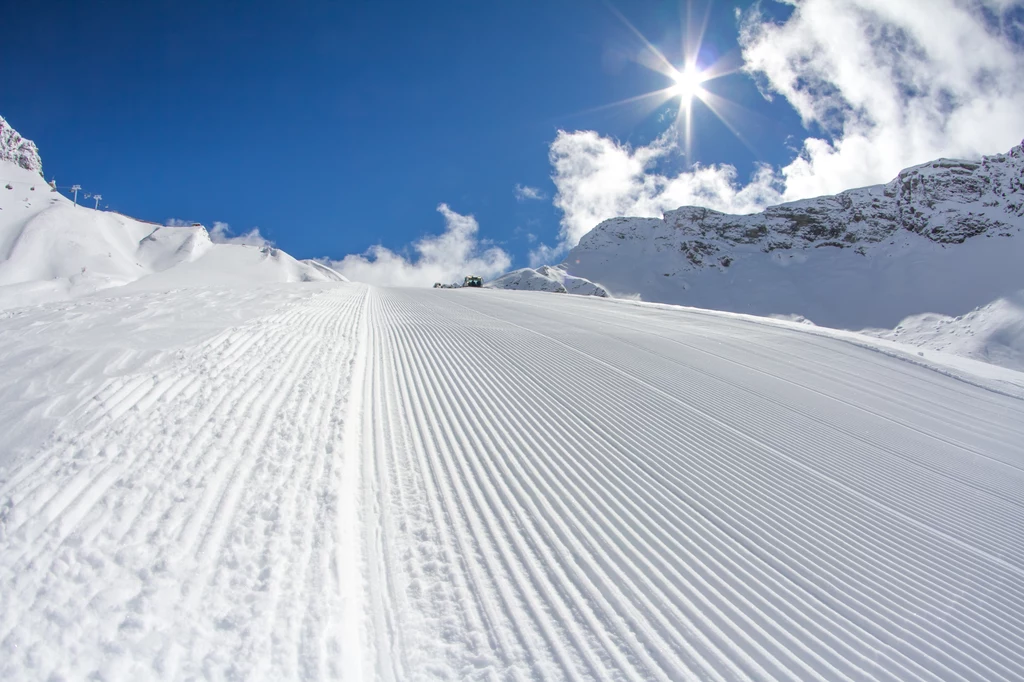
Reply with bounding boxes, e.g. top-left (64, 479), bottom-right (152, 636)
top-left (592, 5), bottom-right (746, 159)
top-left (671, 65), bottom-right (705, 101)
